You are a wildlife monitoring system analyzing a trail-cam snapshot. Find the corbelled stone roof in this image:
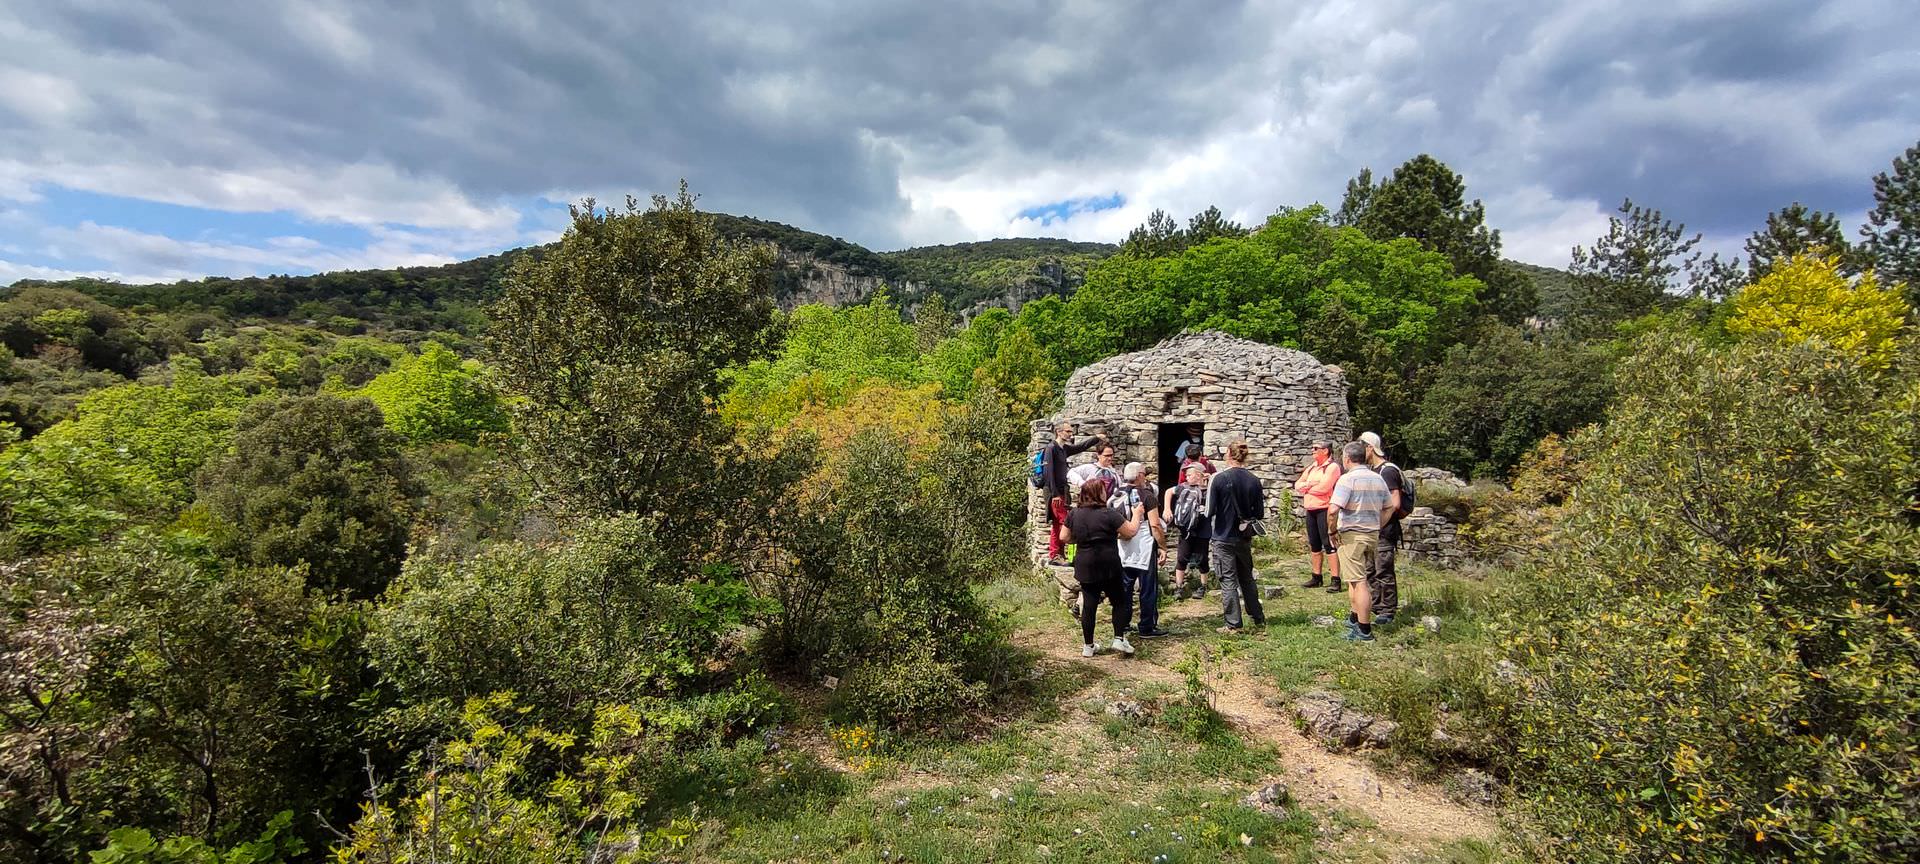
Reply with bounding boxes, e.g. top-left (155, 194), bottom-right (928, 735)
top-left (1065, 330), bottom-right (1339, 393)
